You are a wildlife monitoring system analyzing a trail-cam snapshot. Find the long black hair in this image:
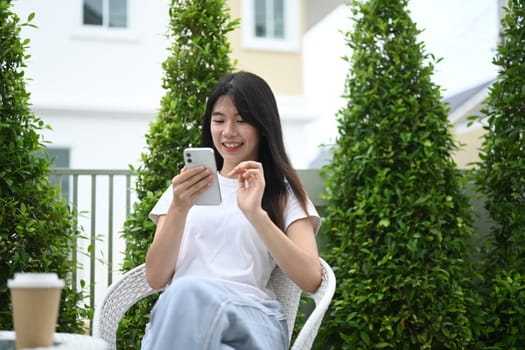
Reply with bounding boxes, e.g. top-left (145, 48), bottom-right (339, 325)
top-left (200, 71), bottom-right (310, 230)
